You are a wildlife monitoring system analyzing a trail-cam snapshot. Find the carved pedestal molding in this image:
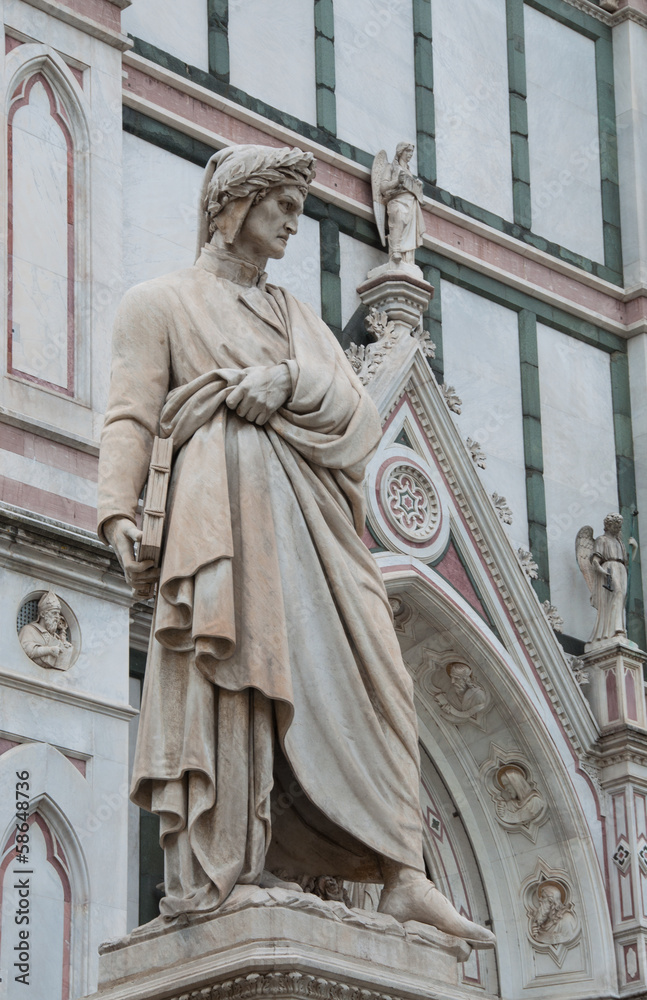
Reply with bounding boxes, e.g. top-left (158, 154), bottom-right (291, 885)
top-left (578, 641), bottom-right (647, 731)
top-left (357, 264), bottom-right (433, 336)
top-left (86, 887), bottom-right (473, 1000)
